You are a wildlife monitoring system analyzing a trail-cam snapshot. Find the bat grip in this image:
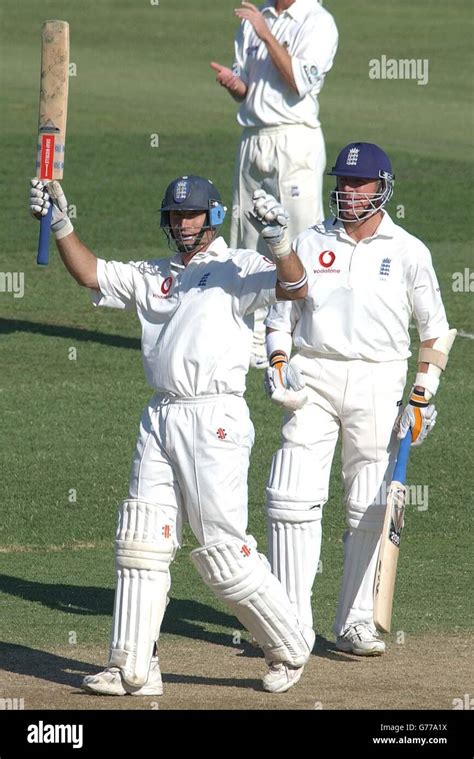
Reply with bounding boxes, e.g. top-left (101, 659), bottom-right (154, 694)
top-left (37, 205), bottom-right (52, 265)
top-left (393, 429), bottom-right (412, 485)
